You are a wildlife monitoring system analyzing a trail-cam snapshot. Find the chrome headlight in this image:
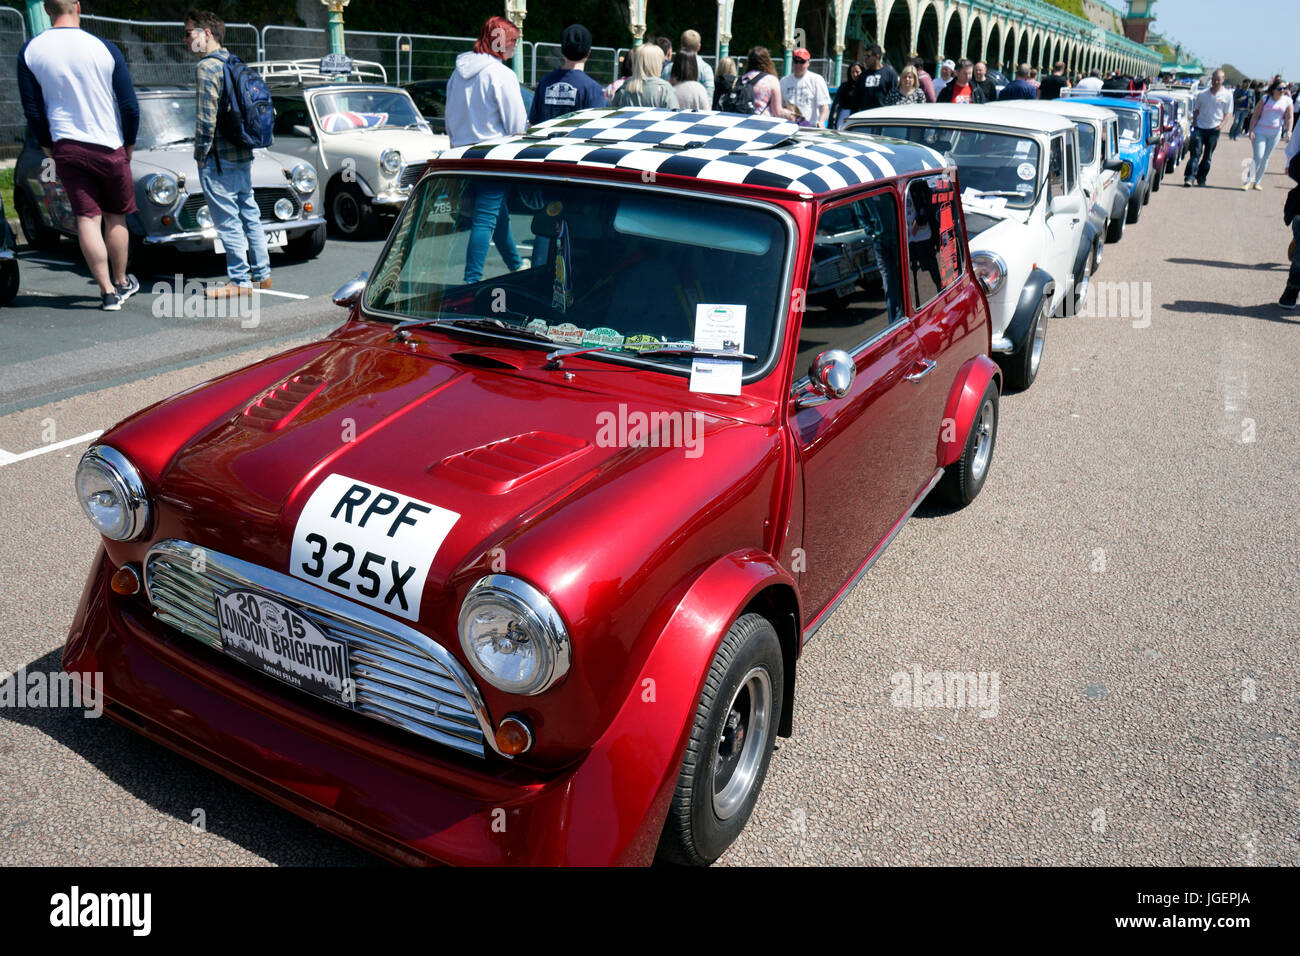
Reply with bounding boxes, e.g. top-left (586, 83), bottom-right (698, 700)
top-left (458, 575), bottom-right (570, 695)
top-left (145, 173), bottom-right (179, 206)
top-left (75, 446), bottom-right (150, 541)
top-left (971, 252), bottom-right (1007, 296)
top-left (291, 163), bottom-right (317, 195)
top-left (196, 205), bottom-right (213, 229)
top-left (379, 148), bottom-right (402, 176)
top-left (273, 197), bottom-right (294, 220)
